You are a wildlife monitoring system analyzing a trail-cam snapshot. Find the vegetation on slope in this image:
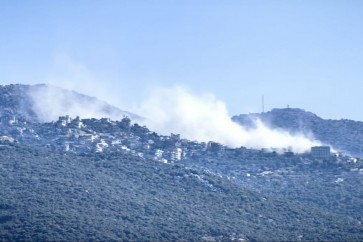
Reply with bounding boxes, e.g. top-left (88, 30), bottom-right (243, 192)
top-left (1, 143), bottom-right (362, 241)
